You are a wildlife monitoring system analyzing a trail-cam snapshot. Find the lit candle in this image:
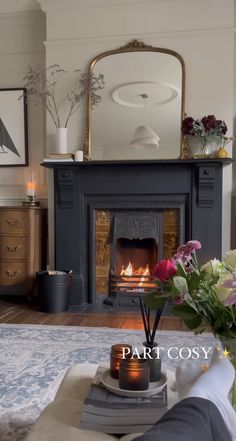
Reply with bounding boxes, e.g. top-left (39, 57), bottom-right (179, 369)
top-left (119, 358), bottom-right (149, 390)
top-left (27, 181), bottom-right (36, 197)
top-left (110, 344), bottom-right (132, 379)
